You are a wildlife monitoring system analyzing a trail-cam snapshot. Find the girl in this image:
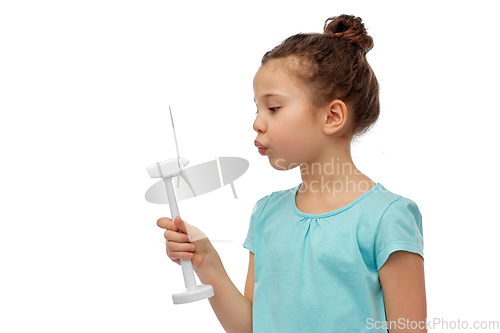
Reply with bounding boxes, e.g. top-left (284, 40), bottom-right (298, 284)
top-left (158, 15), bottom-right (426, 333)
